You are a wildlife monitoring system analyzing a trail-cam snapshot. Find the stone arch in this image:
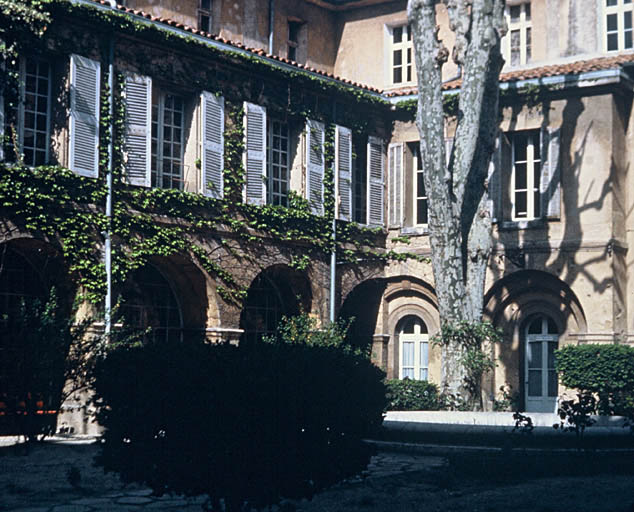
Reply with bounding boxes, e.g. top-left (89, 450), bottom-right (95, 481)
top-left (117, 253), bottom-right (208, 342)
top-left (483, 269), bottom-right (587, 410)
top-left (239, 264), bottom-right (312, 345)
top-left (0, 238), bottom-right (74, 434)
top-left (384, 276), bottom-right (441, 381)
